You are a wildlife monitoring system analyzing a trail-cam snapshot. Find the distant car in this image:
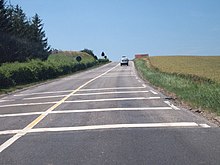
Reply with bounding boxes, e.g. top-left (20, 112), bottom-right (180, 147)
top-left (120, 56), bottom-right (129, 66)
